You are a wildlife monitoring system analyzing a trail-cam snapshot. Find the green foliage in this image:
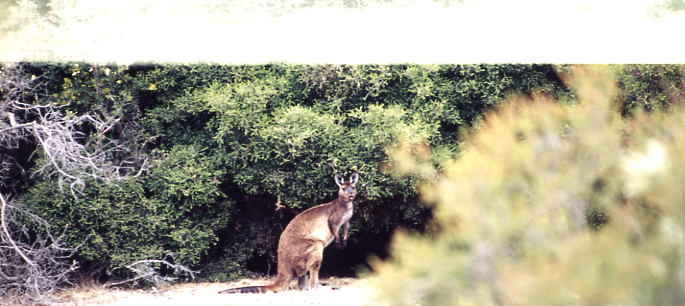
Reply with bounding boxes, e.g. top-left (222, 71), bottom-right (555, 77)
top-left (617, 64), bottom-right (685, 116)
top-left (22, 144), bottom-right (234, 278)
top-left (147, 145), bottom-right (227, 215)
top-left (145, 145), bottom-right (233, 265)
top-left (17, 63), bottom-right (683, 284)
top-left (23, 179), bottom-right (167, 270)
top-left (373, 67), bottom-right (685, 305)
top-left (39, 63), bottom-right (144, 124)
